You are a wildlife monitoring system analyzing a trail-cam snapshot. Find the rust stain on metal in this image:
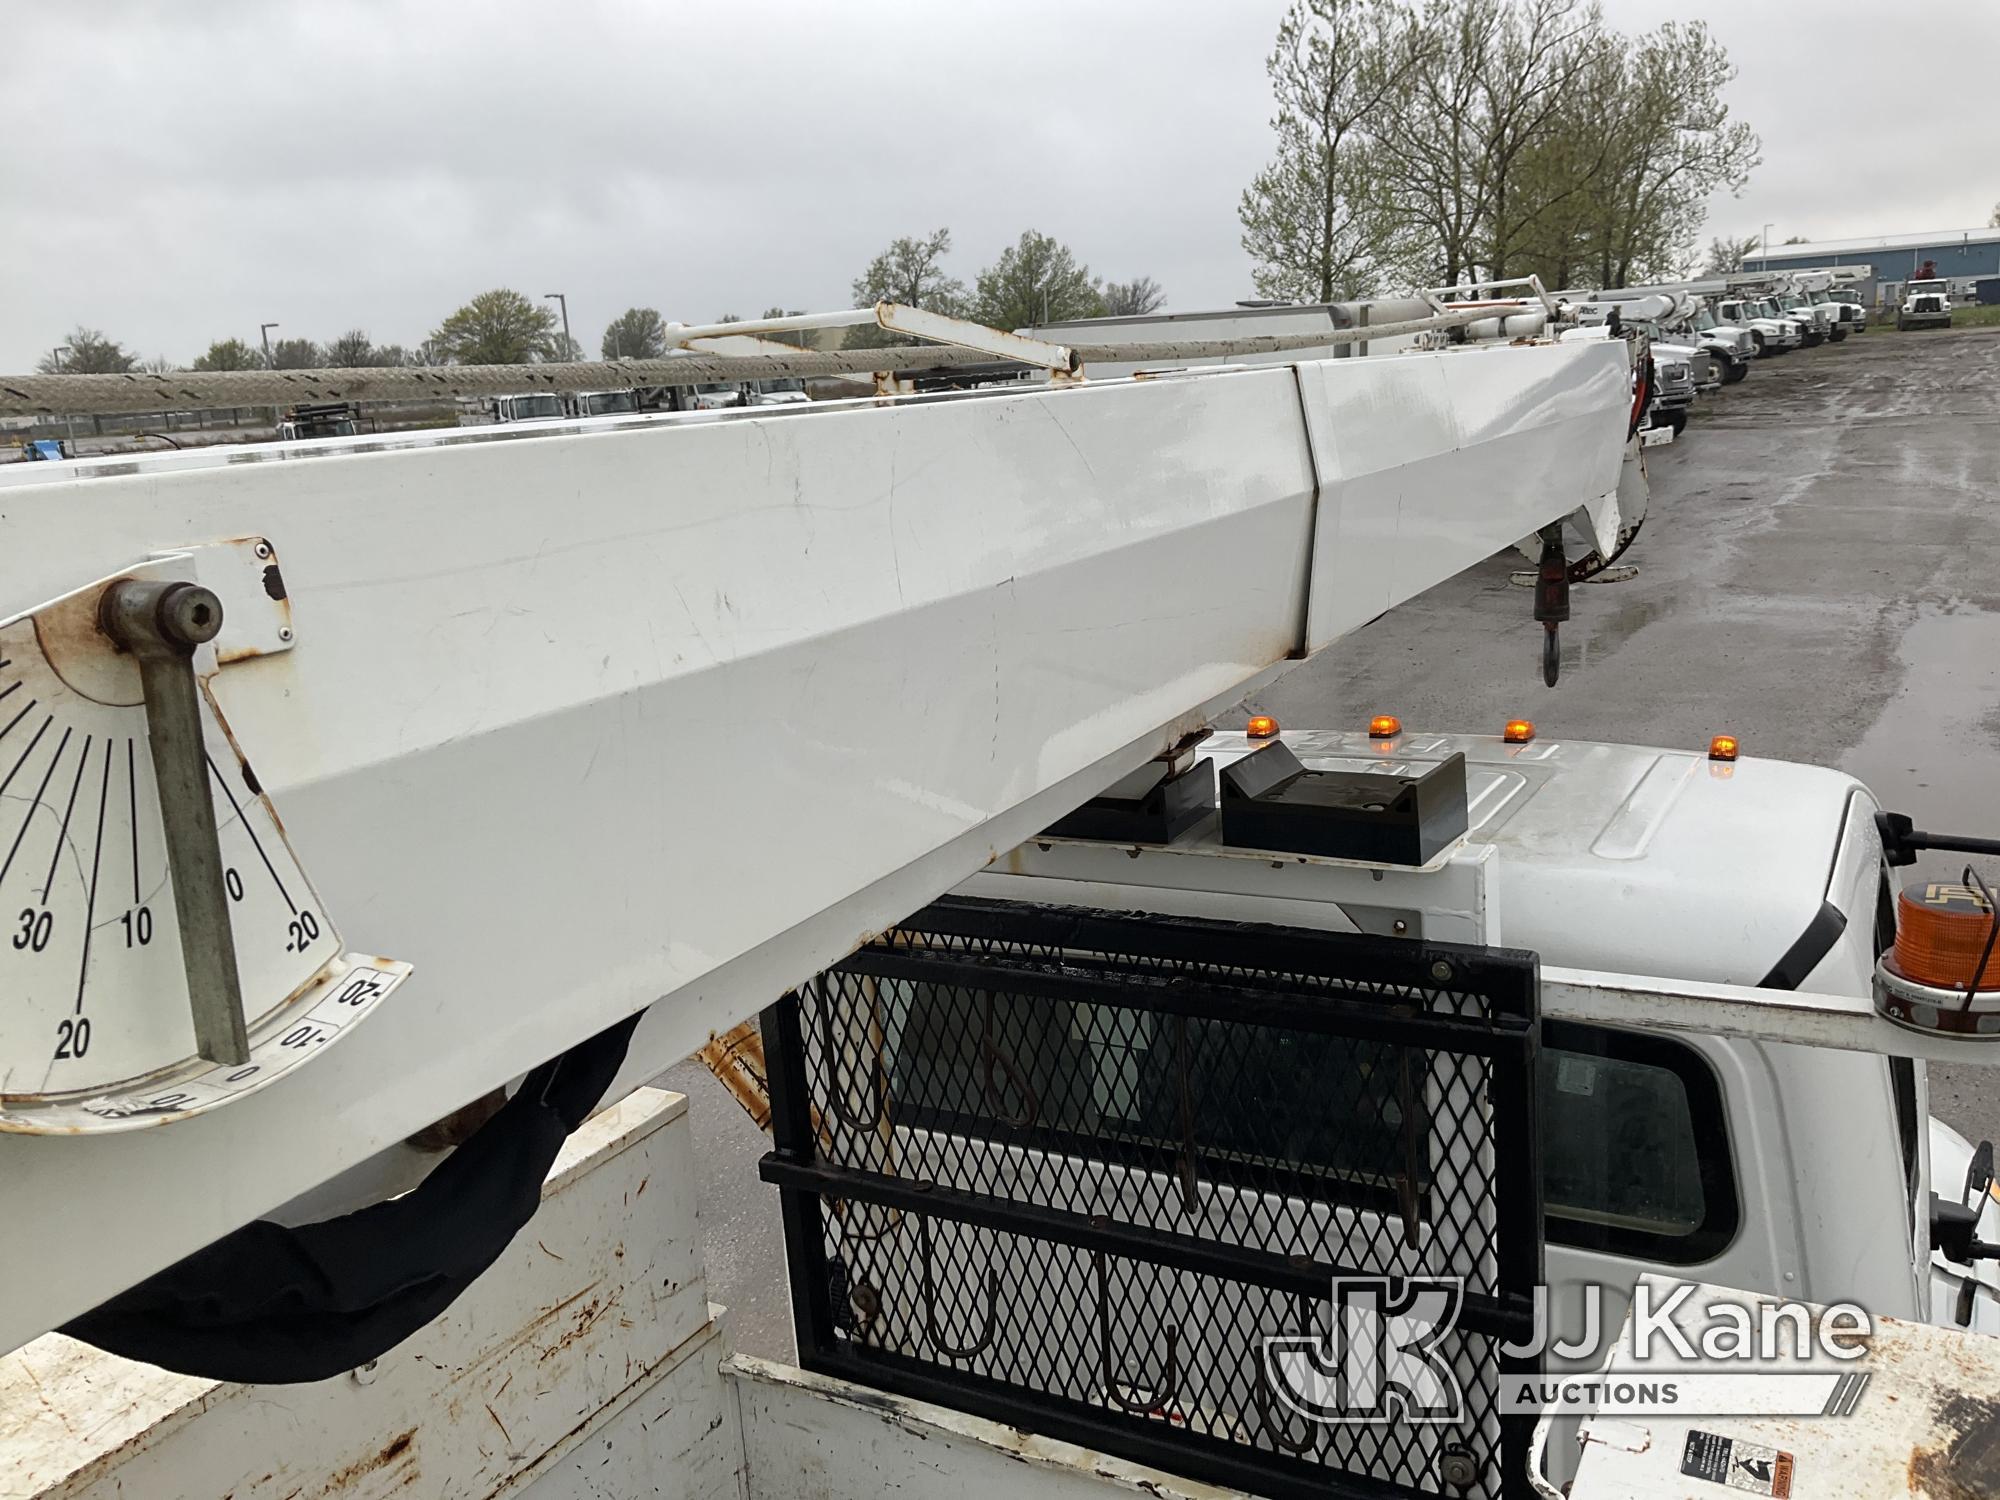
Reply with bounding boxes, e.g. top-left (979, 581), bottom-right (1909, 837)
top-left (1908, 1391), bottom-right (2000, 1498)
top-left (538, 1289), bottom-right (619, 1362)
top-left (483, 1401), bottom-right (513, 1448)
top-left (325, 1428), bottom-right (416, 1491)
top-left (31, 578), bottom-right (144, 707)
top-left (698, 1019), bottom-right (773, 1134)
